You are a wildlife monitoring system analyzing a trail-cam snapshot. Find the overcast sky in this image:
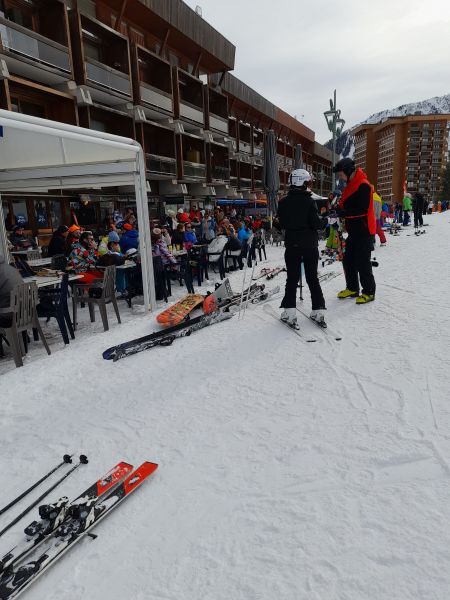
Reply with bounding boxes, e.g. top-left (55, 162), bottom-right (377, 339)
top-left (184, 0), bottom-right (450, 143)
